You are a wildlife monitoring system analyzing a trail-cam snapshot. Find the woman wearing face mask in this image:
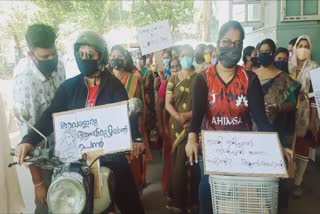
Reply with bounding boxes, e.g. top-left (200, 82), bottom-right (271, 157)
top-left (137, 54), bottom-right (157, 146)
top-left (288, 35), bottom-right (320, 197)
top-left (185, 21), bottom-right (292, 214)
top-left (110, 45), bottom-right (151, 193)
top-left (255, 39), bottom-right (300, 210)
top-left (274, 47), bottom-right (289, 73)
top-left (242, 46), bottom-right (259, 71)
top-left (161, 57), bottom-right (181, 194)
top-left (198, 45), bottom-right (216, 73)
top-left (16, 31), bottom-right (145, 214)
top-left (165, 45), bottom-right (200, 213)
